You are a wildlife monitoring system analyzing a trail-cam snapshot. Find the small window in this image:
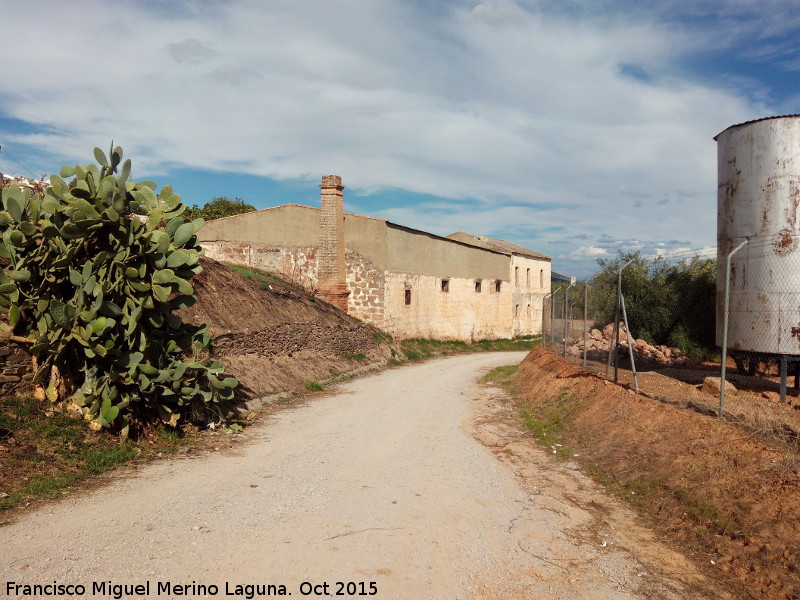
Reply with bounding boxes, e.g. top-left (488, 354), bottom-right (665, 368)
top-left (405, 288), bottom-right (412, 305)
top-left (527, 304), bottom-right (531, 318)
top-left (495, 280), bottom-right (501, 293)
top-left (441, 279), bottom-right (450, 293)
top-left (515, 304), bottom-right (520, 317)
top-left (526, 268), bottom-right (530, 287)
top-left (475, 279), bottom-right (482, 292)
top-left (514, 267), bottom-right (519, 286)
top-left (539, 269), bottom-right (543, 287)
